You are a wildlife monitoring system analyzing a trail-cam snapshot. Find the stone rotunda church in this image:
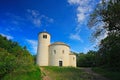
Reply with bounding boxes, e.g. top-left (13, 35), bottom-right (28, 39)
top-left (36, 32), bottom-right (76, 67)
